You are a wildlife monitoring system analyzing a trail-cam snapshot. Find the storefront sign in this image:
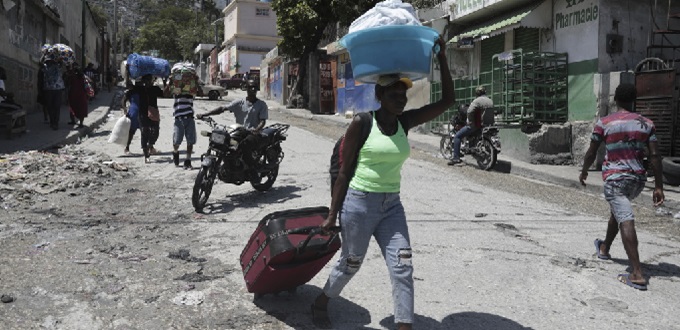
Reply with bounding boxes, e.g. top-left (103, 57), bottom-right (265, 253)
top-left (555, 0), bottom-right (598, 30)
top-left (458, 37), bottom-right (474, 49)
top-left (454, 0), bottom-right (504, 18)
